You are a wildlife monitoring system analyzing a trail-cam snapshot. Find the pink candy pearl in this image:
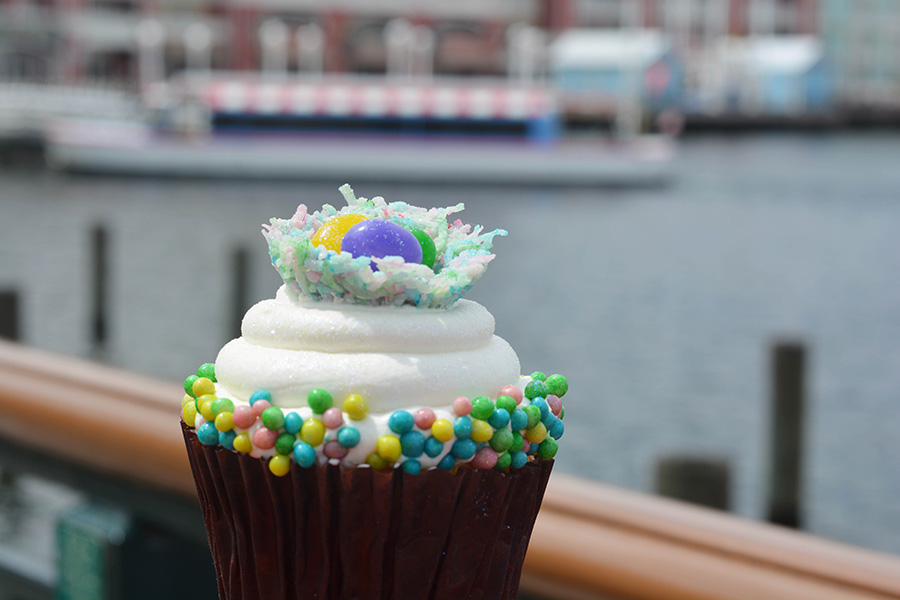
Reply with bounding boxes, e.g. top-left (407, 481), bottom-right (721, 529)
top-left (251, 399), bottom-right (271, 418)
top-left (414, 408), bottom-right (436, 429)
top-left (546, 394), bottom-right (562, 417)
top-left (472, 447), bottom-right (499, 470)
top-left (232, 405), bottom-right (256, 429)
top-left (452, 396), bottom-right (472, 416)
top-left (323, 440), bottom-right (348, 459)
top-left (521, 440), bottom-right (531, 454)
top-left (500, 385), bottom-right (523, 405)
top-left (252, 427), bottom-right (278, 450)
top-left (322, 407), bottom-right (344, 429)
